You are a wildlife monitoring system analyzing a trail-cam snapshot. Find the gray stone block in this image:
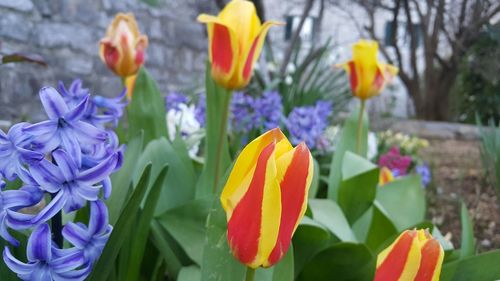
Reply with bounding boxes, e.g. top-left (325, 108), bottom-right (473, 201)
top-left (0, 0), bottom-right (33, 12)
top-left (0, 12), bottom-right (32, 41)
